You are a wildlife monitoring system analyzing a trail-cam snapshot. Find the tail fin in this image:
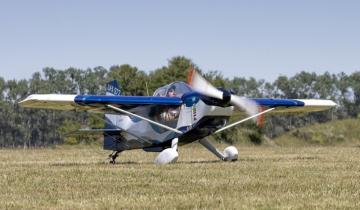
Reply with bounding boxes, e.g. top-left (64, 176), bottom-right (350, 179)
top-left (106, 80), bottom-right (122, 96)
top-left (104, 80), bottom-right (122, 150)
